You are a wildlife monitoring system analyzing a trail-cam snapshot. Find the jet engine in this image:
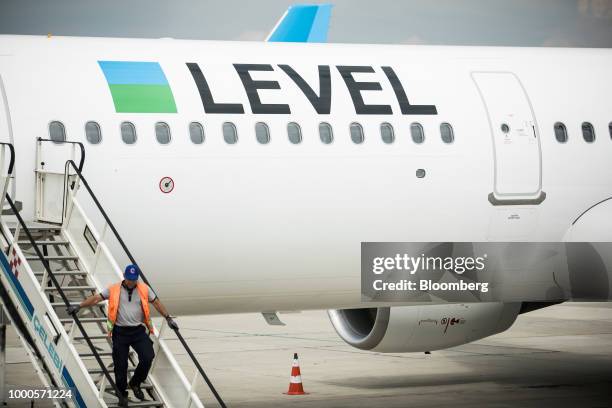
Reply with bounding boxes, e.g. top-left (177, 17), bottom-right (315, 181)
top-left (328, 303), bottom-right (521, 353)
